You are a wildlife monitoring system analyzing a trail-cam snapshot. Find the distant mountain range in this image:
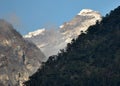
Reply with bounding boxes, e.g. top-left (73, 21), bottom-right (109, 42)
top-left (24, 9), bottom-right (102, 59)
top-left (0, 20), bottom-right (45, 86)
